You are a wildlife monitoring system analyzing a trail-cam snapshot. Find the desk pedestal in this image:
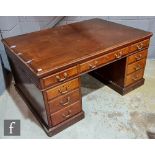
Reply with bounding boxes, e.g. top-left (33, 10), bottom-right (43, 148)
top-left (90, 54), bottom-right (146, 95)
